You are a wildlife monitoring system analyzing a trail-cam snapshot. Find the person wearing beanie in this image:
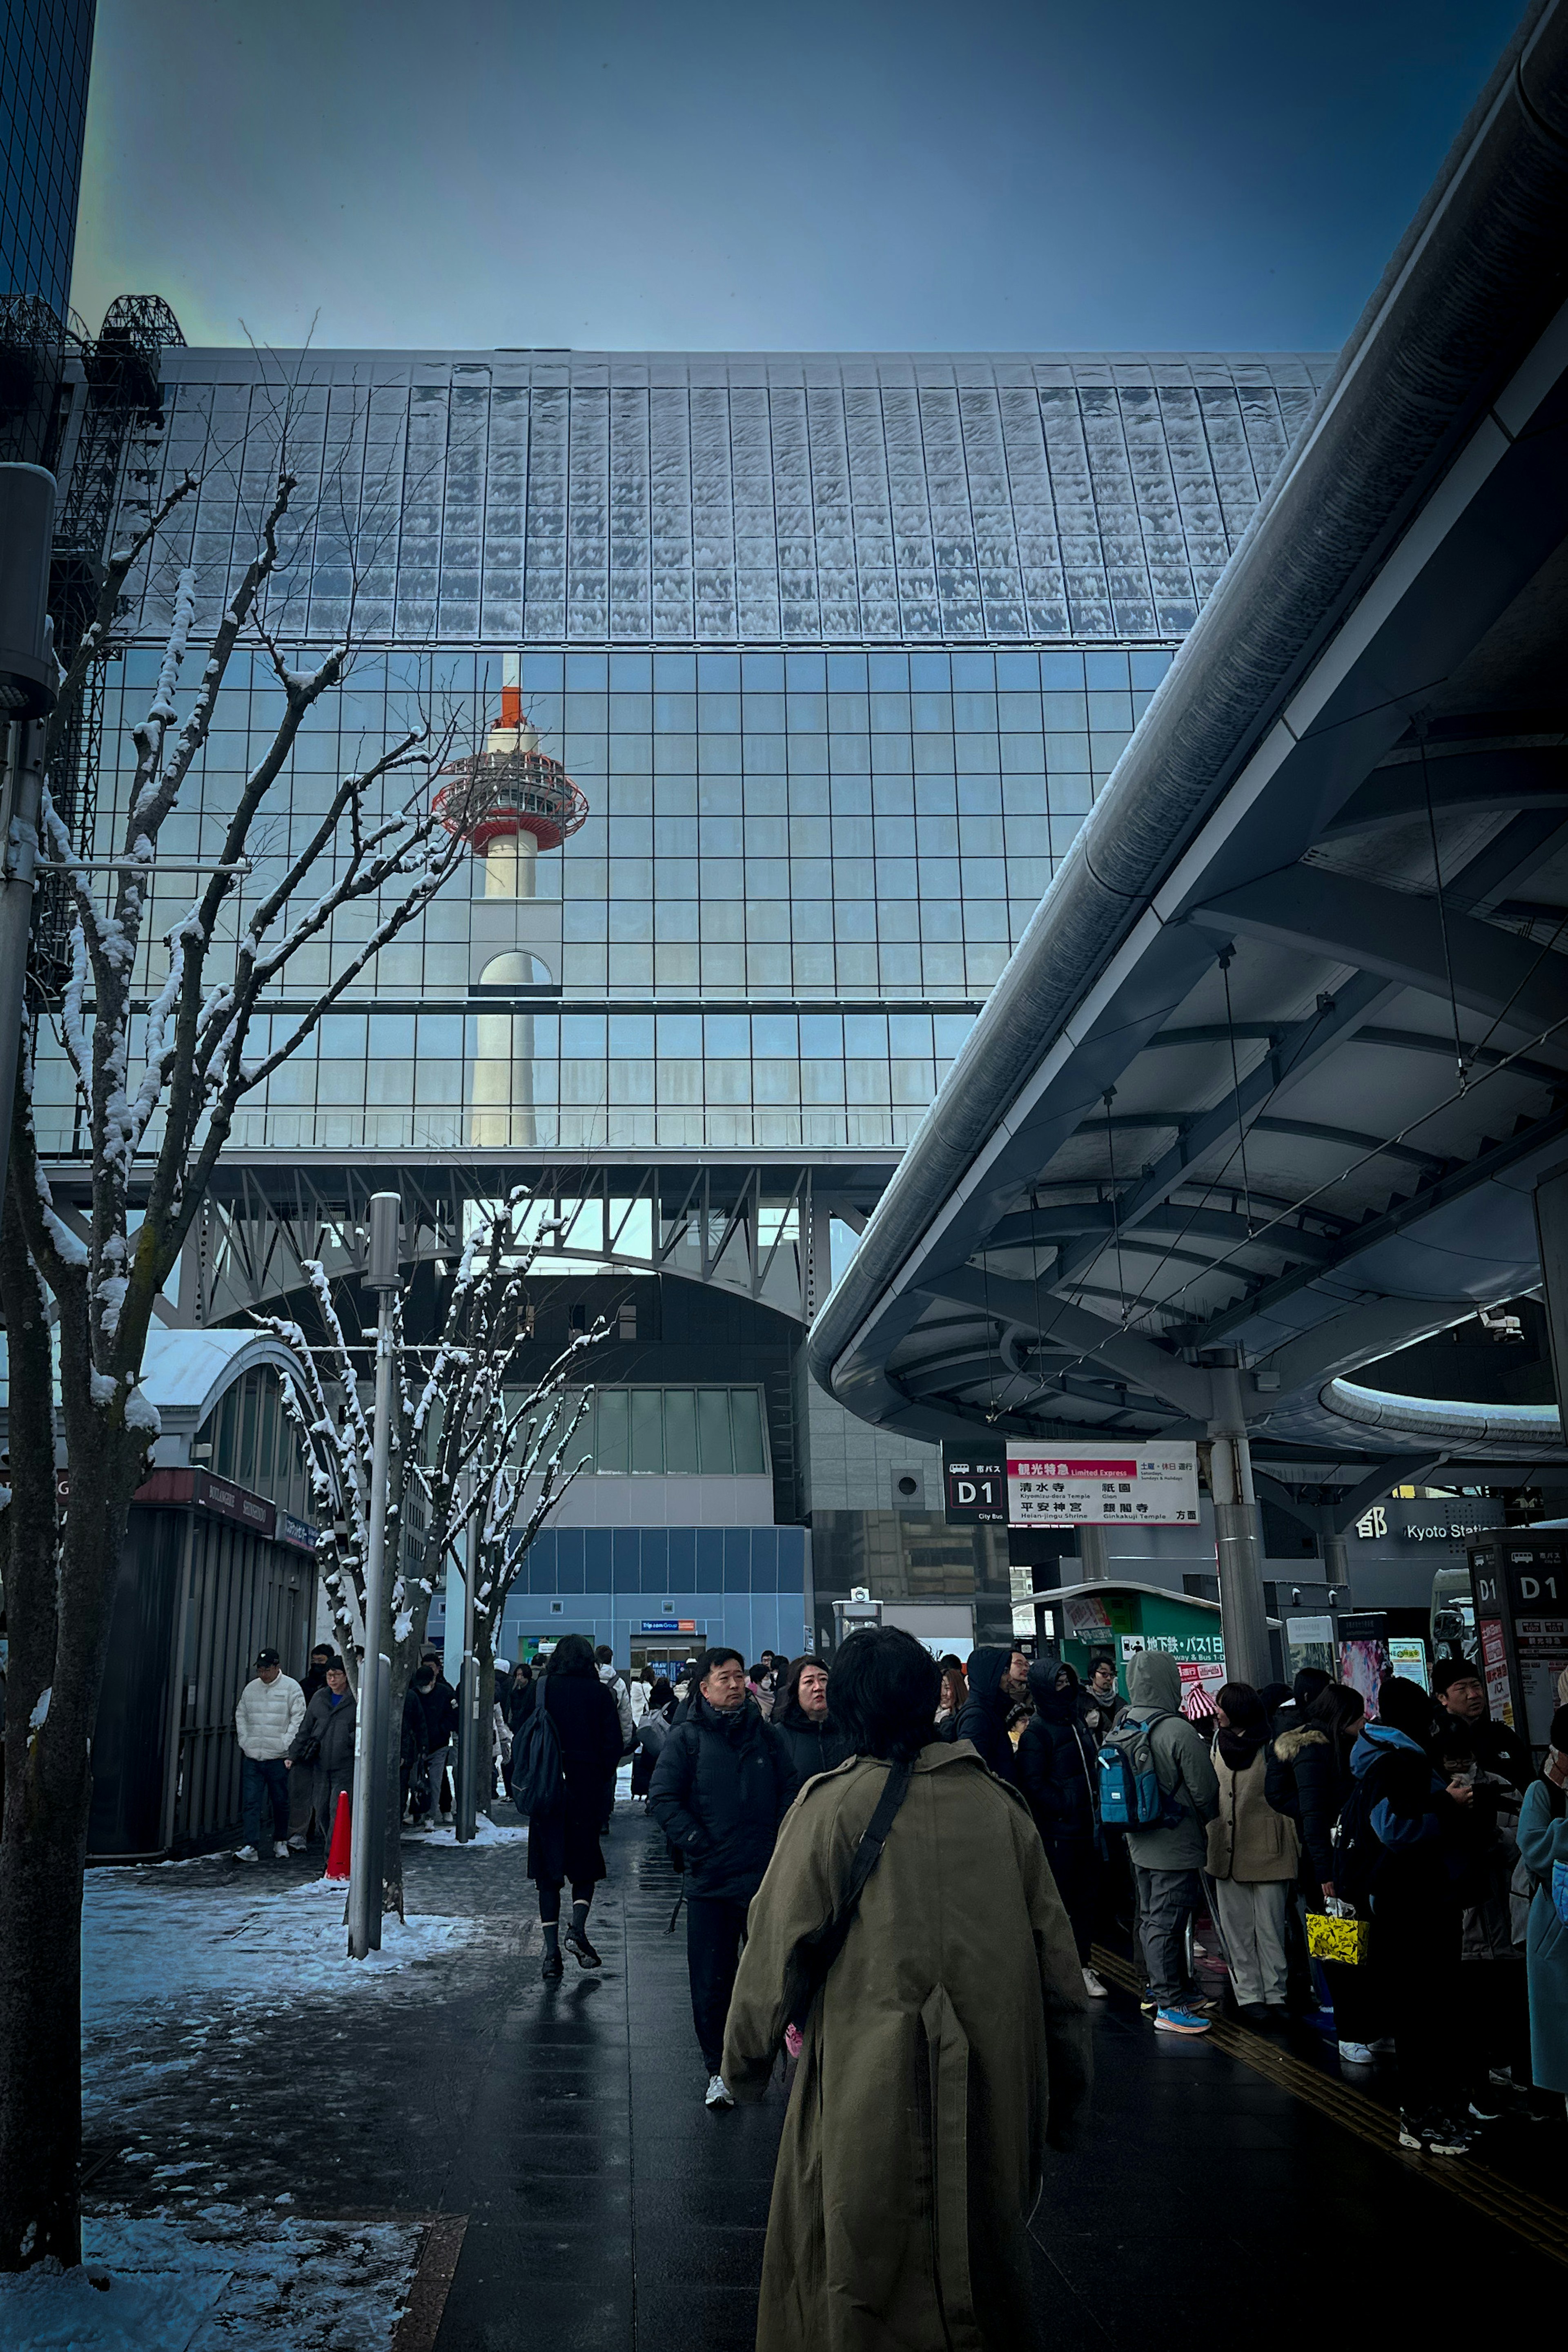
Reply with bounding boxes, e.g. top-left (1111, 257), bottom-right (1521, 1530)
top-left (1343, 1677), bottom-right (1476, 2152)
top-left (1432, 1655), bottom-right (1532, 1794)
top-left (1518, 1705), bottom-right (1568, 2113)
top-left (1018, 1659), bottom-right (1107, 1998)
